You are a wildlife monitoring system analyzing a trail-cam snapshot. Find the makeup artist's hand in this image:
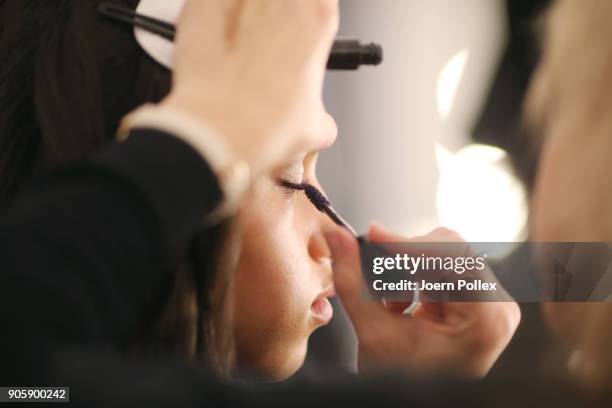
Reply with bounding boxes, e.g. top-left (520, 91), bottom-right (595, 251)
top-left (326, 225), bottom-right (521, 379)
top-left (162, 0), bottom-right (339, 176)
